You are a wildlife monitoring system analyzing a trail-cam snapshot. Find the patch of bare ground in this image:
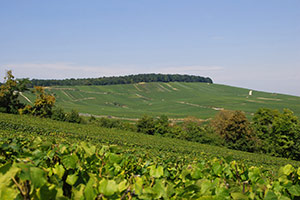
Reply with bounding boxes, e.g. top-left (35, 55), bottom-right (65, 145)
top-left (135, 94), bottom-right (152, 101)
top-left (177, 101), bottom-right (224, 111)
top-left (73, 97), bottom-right (96, 102)
top-left (165, 83), bottom-right (178, 91)
top-left (257, 97), bottom-right (282, 101)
